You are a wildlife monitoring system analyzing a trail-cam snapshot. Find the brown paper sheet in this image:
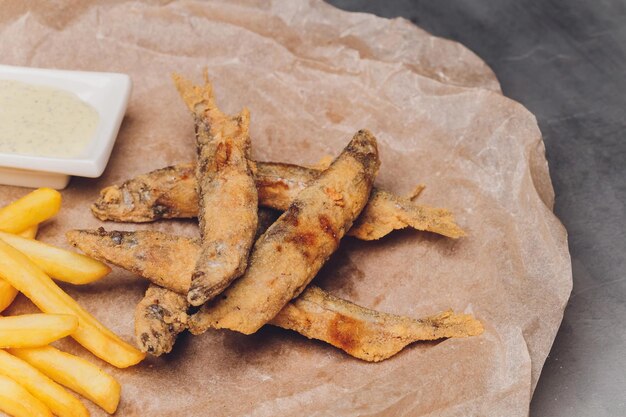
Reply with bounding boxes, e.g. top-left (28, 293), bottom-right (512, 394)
top-left (0, 1), bottom-right (571, 416)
